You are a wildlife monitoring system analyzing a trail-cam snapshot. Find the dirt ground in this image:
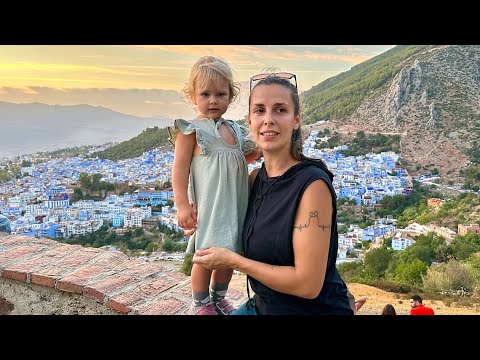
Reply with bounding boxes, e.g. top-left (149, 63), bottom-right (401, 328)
top-left (162, 262), bottom-right (480, 315)
top-left (231, 273), bottom-right (480, 315)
